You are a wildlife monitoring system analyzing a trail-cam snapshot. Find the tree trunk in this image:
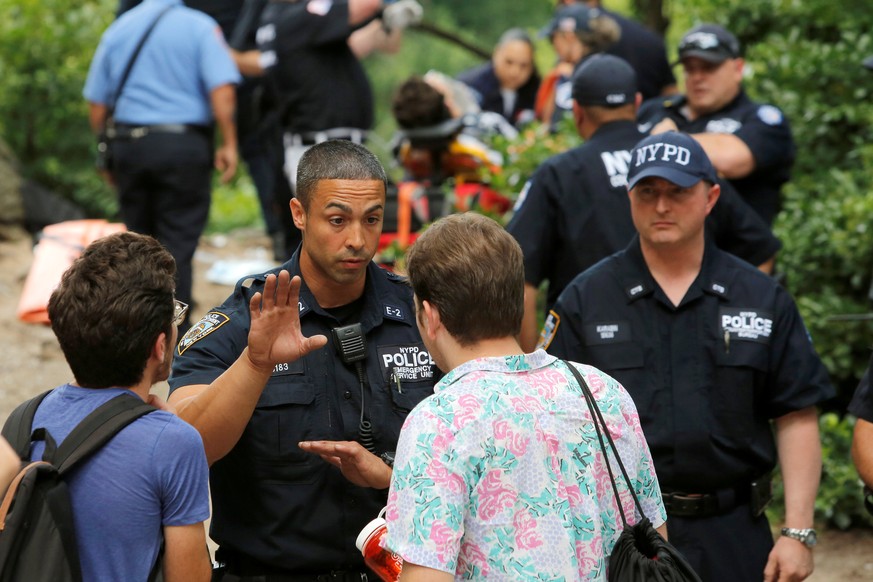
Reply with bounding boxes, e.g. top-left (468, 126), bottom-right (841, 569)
top-left (633, 0), bottom-right (670, 36)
